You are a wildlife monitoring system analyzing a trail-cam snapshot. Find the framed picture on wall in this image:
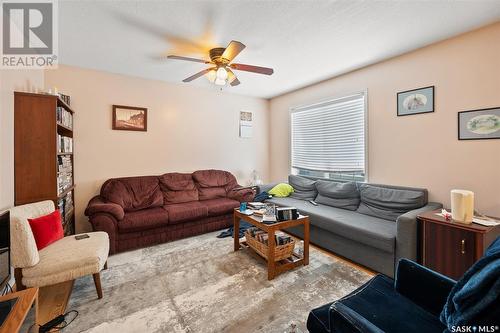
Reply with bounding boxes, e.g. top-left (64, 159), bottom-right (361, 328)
top-left (239, 111), bottom-right (253, 138)
top-left (397, 86), bottom-right (434, 116)
top-left (112, 105), bottom-right (147, 131)
top-left (458, 107), bottom-right (500, 140)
